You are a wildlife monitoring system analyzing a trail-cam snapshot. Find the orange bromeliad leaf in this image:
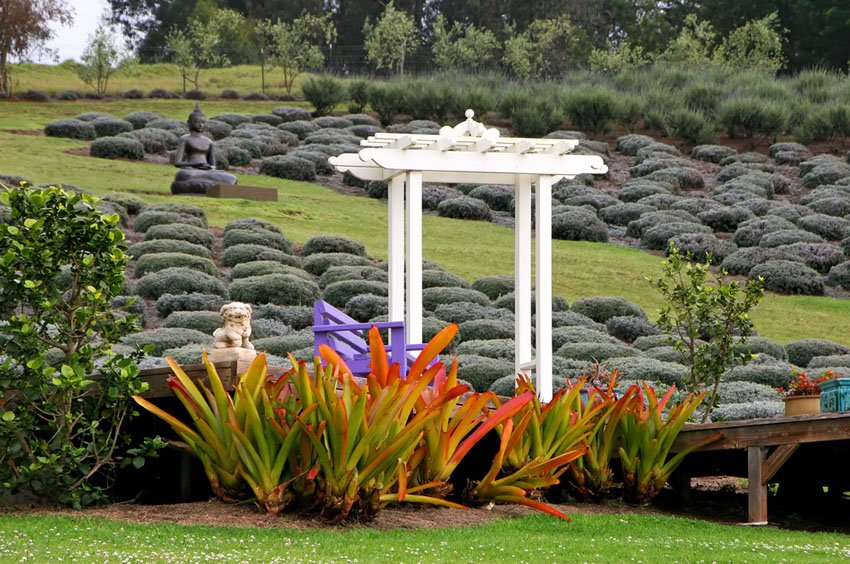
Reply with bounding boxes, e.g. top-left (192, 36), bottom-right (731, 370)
top-left (409, 324), bottom-right (458, 376)
top-left (368, 326), bottom-right (390, 385)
